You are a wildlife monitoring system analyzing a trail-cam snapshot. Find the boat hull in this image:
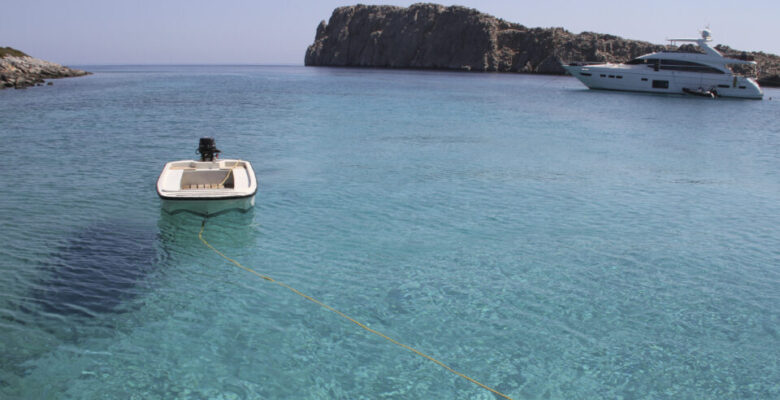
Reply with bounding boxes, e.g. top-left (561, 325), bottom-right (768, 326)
top-left (564, 65), bottom-right (763, 99)
top-left (161, 195), bottom-right (255, 216)
top-left (156, 159), bottom-right (258, 216)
